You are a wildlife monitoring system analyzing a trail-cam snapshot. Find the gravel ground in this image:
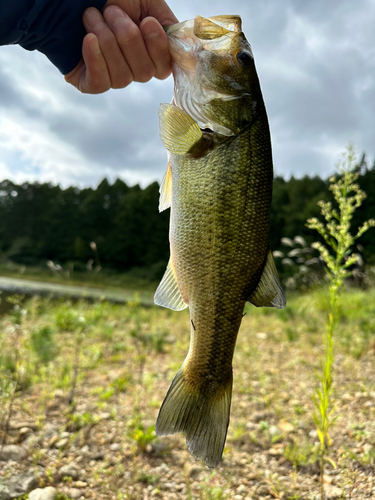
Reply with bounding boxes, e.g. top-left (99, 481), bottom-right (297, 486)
top-left (1, 293), bottom-right (375, 499)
